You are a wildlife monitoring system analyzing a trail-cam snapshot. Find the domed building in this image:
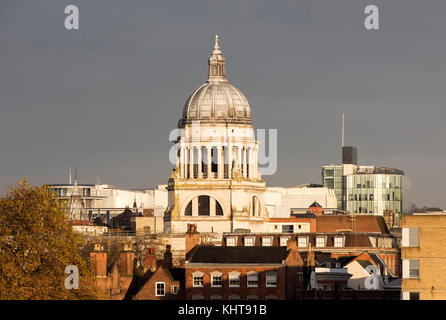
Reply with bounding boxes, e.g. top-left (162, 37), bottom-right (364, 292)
top-left (164, 35), bottom-right (268, 233)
